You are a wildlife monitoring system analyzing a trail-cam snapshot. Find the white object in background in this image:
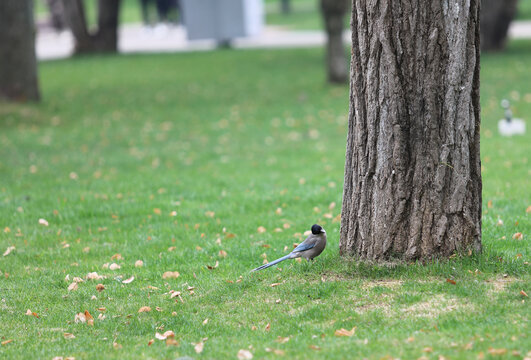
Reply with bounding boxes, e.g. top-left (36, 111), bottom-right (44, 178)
top-left (498, 118), bottom-right (526, 136)
top-left (498, 99), bottom-right (526, 136)
top-left (181, 0), bottom-right (263, 42)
